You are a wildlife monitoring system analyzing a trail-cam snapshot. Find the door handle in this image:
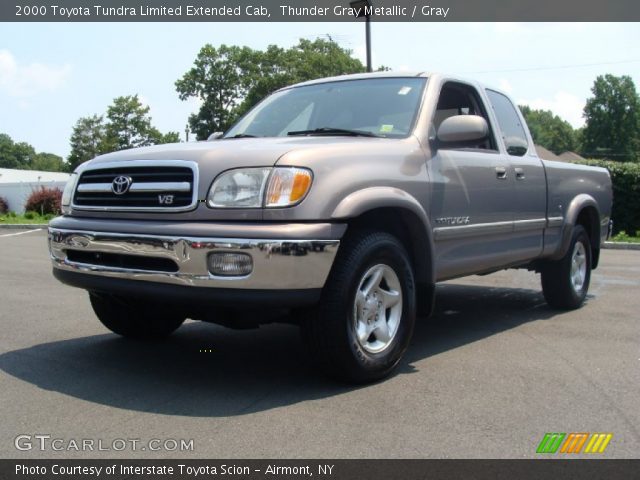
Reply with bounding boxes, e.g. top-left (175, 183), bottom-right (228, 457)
top-left (495, 167), bottom-right (508, 179)
top-left (515, 167), bottom-right (525, 180)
